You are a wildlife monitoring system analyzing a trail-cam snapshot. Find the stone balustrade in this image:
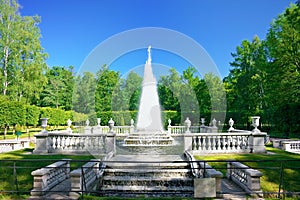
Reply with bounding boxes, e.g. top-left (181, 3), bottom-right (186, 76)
top-left (282, 140), bottom-right (300, 153)
top-left (83, 125), bottom-right (133, 134)
top-left (183, 132), bottom-right (267, 154)
top-left (30, 159), bottom-right (71, 197)
top-left (48, 133), bottom-right (106, 154)
top-left (226, 161), bottom-right (263, 195)
top-left (168, 126), bottom-right (201, 135)
top-left (0, 140), bottom-right (30, 153)
top-left (69, 159), bottom-right (103, 198)
top-left (33, 132), bottom-right (116, 154)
